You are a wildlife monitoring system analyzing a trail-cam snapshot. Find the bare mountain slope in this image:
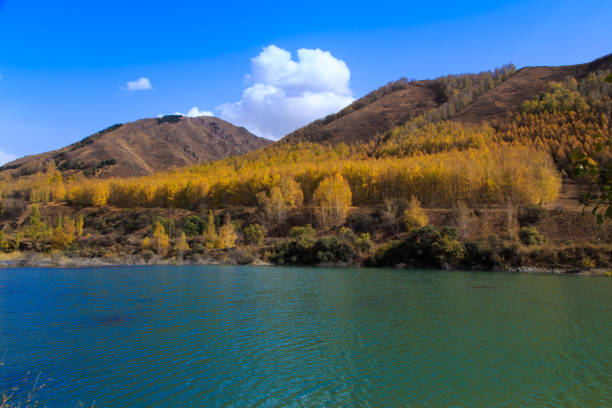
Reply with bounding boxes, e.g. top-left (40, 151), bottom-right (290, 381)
top-left (1, 115), bottom-right (271, 178)
top-left (282, 53), bottom-right (612, 146)
top-left (282, 80), bottom-right (445, 146)
top-left (452, 53), bottom-right (612, 124)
